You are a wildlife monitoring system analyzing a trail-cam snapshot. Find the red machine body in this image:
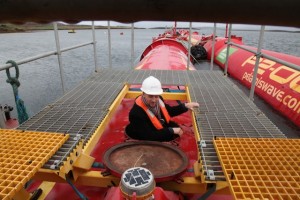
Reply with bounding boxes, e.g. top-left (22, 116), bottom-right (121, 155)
top-left (137, 38), bottom-right (195, 70)
top-left (205, 37), bottom-right (300, 127)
